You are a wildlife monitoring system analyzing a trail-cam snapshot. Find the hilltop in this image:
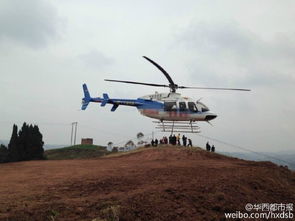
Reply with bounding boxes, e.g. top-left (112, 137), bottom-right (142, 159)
top-left (44, 144), bottom-right (108, 160)
top-left (0, 146), bottom-right (294, 220)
